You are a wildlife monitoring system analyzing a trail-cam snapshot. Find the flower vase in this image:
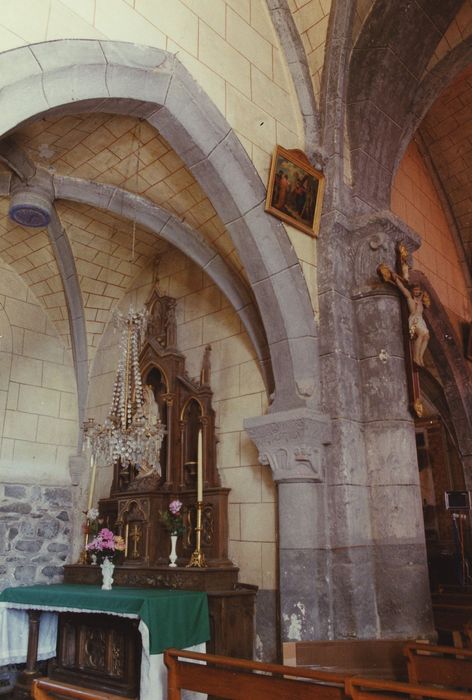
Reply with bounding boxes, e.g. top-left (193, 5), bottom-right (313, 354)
top-left (169, 533), bottom-right (178, 567)
top-left (100, 556), bottom-right (115, 590)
